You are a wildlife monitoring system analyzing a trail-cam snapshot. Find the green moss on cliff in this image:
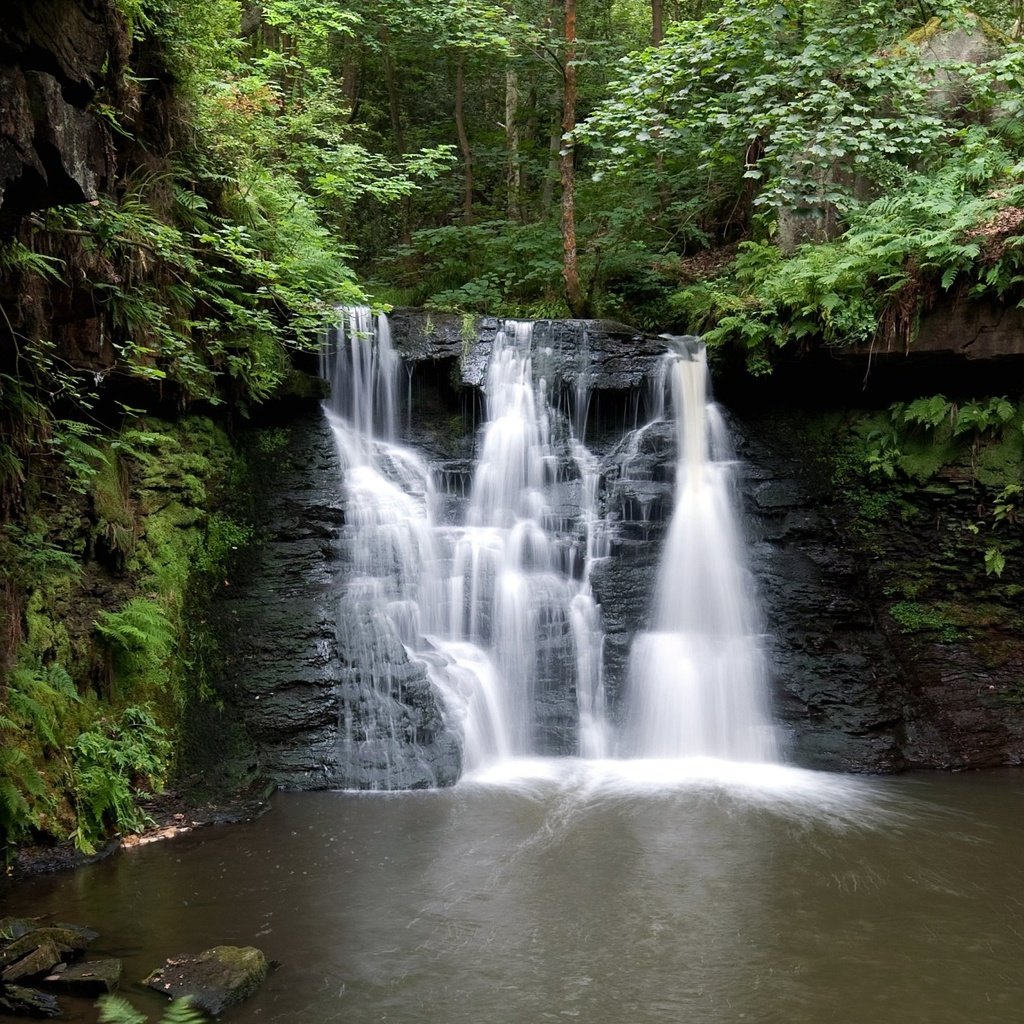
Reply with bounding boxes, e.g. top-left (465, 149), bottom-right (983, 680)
top-left (0, 415), bottom-right (255, 858)
top-left (813, 399), bottom-right (1023, 701)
